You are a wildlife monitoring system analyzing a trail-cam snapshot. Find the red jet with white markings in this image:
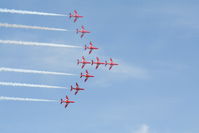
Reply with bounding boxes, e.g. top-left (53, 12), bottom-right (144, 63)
top-left (91, 57), bottom-right (105, 69)
top-left (105, 58), bottom-right (119, 70)
top-left (80, 70), bottom-right (94, 82)
top-left (76, 26), bottom-right (91, 38)
top-left (77, 56), bottom-right (91, 69)
top-left (71, 83), bottom-right (85, 95)
top-left (85, 42), bottom-right (99, 54)
top-left (69, 10), bottom-right (83, 22)
top-left (60, 96), bottom-right (75, 108)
